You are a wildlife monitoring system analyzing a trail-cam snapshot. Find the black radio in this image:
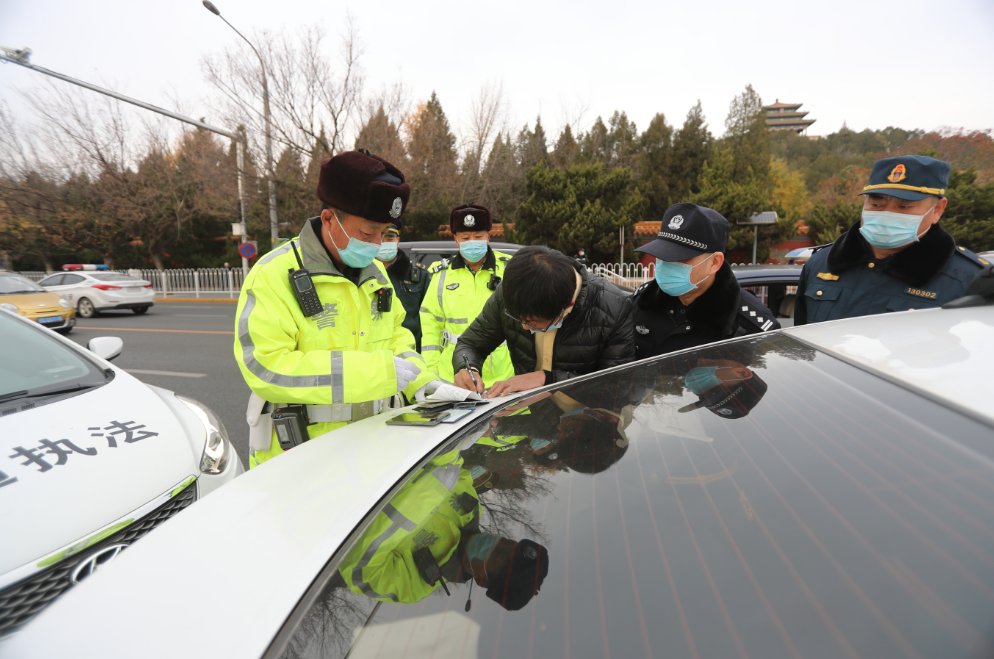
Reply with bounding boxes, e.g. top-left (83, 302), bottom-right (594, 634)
top-left (288, 241), bottom-right (323, 317)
